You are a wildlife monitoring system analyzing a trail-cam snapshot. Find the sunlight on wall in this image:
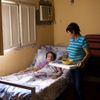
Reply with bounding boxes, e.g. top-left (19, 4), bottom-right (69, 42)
top-left (0, 47), bottom-right (37, 76)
